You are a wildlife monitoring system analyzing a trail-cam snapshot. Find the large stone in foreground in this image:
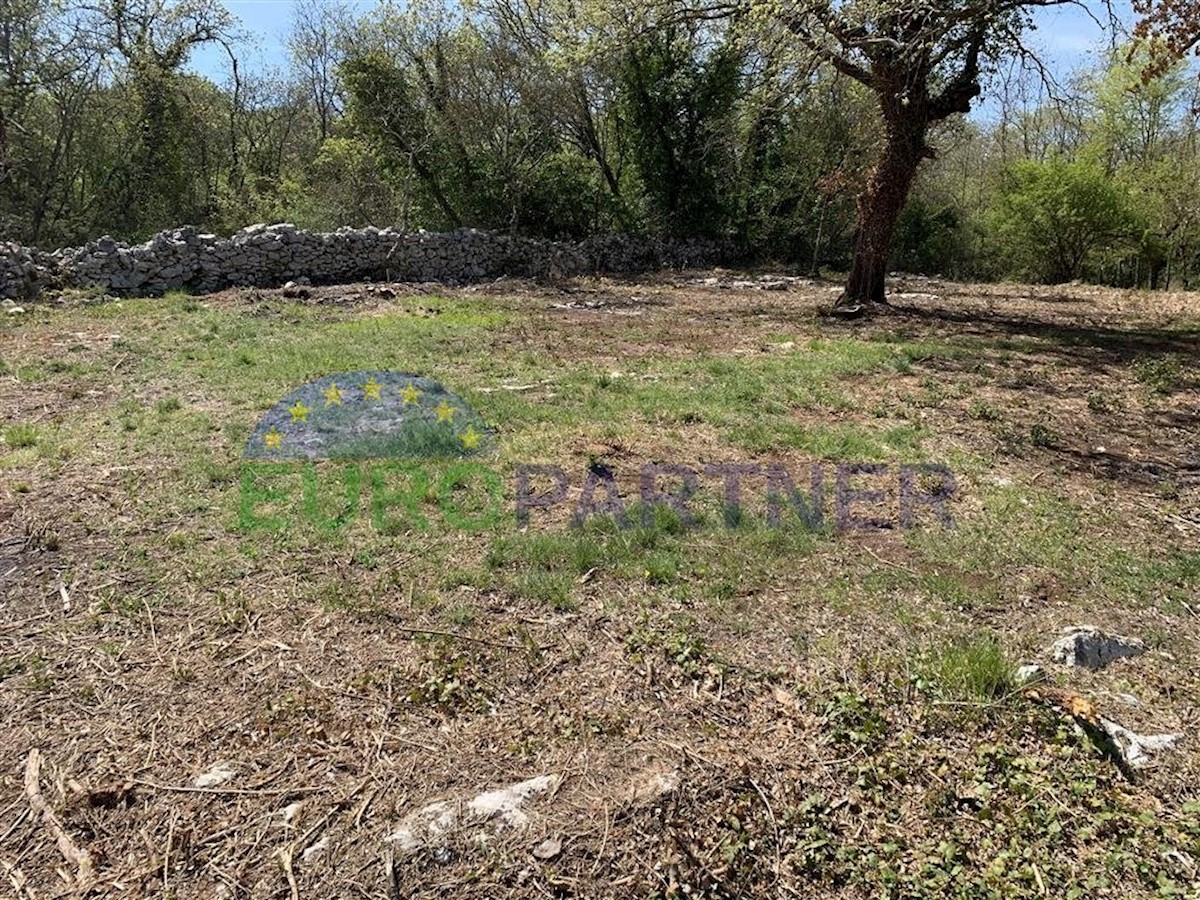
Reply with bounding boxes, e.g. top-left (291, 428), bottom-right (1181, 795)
top-left (1048, 625), bottom-right (1146, 670)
